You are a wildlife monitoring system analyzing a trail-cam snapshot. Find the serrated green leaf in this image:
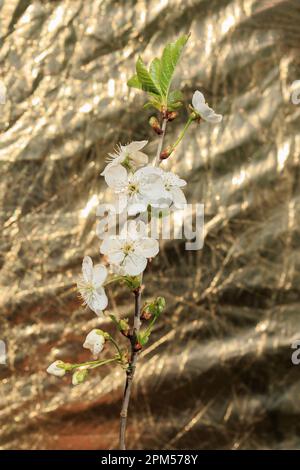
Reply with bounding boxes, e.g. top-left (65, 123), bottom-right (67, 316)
top-left (149, 58), bottom-right (162, 94)
top-left (160, 34), bottom-right (189, 97)
top-left (136, 56), bottom-right (161, 95)
top-left (127, 74), bottom-right (142, 90)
